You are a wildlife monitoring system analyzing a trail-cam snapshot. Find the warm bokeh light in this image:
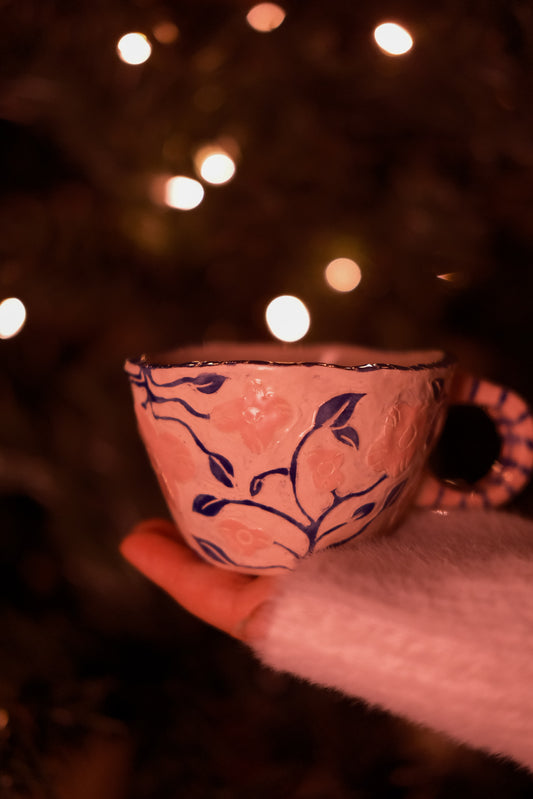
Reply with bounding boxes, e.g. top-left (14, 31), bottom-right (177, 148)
top-left (437, 272), bottom-right (464, 284)
top-left (325, 258), bottom-right (362, 292)
top-left (164, 176), bottom-right (205, 210)
top-left (116, 32), bottom-right (152, 65)
top-left (0, 297), bottom-right (26, 340)
top-left (373, 22), bottom-right (413, 55)
top-left (265, 295), bottom-right (310, 342)
top-left (152, 21), bottom-right (179, 44)
top-left (194, 148), bottom-right (236, 185)
top-left (246, 3), bottom-right (286, 32)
